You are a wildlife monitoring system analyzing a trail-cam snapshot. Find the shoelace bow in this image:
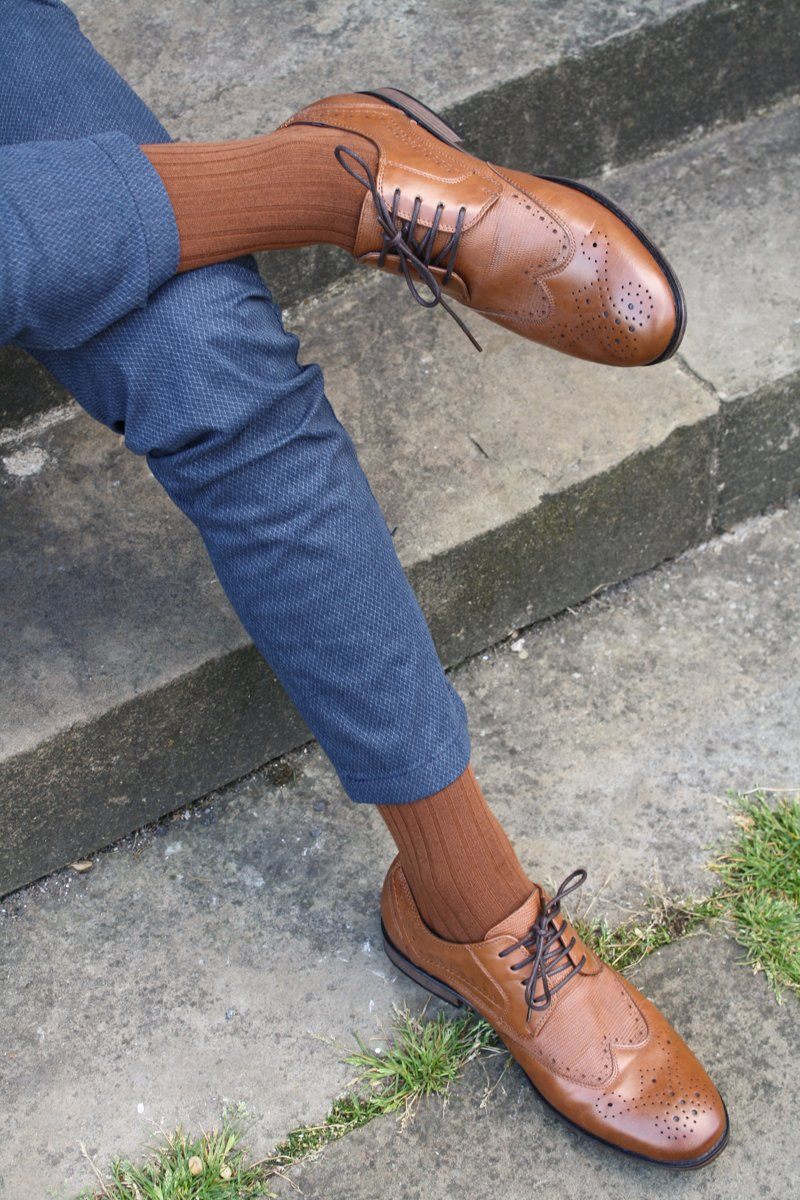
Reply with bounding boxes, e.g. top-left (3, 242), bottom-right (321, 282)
top-left (499, 868), bottom-right (588, 1021)
top-left (334, 145), bottom-right (482, 351)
